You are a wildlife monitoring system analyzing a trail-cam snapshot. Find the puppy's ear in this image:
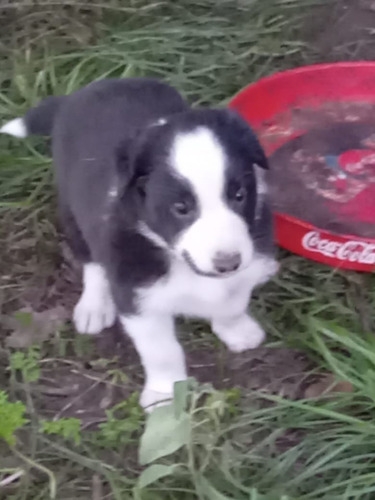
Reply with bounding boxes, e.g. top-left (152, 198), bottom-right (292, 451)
top-left (251, 139), bottom-right (269, 171)
top-left (115, 130), bottom-right (148, 193)
top-left (115, 121), bottom-right (164, 191)
top-left (226, 109), bottom-right (269, 170)
top-left (115, 136), bottom-right (137, 183)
